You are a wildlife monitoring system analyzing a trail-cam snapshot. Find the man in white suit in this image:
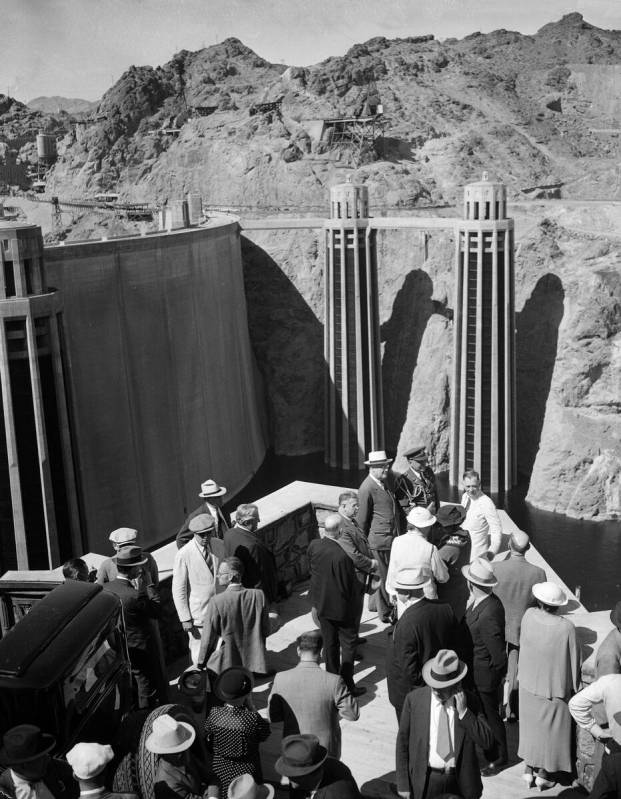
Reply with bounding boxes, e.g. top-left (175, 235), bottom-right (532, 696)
top-left (268, 629), bottom-right (359, 758)
top-left (172, 513), bottom-right (223, 664)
